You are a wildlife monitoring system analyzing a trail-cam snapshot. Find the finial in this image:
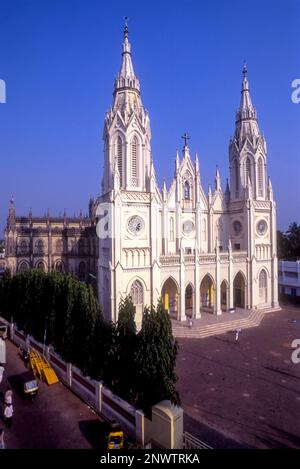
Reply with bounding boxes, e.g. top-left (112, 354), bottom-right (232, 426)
top-left (181, 132), bottom-right (190, 148)
top-left (124, 16), bottom-right (129, 39)
top-left (243, 61), bottom-right (247, 77)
